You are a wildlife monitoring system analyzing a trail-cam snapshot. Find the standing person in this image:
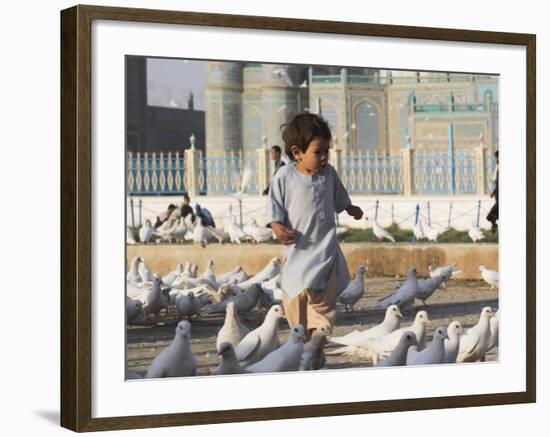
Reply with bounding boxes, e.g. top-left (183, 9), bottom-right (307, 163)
top-left (266, 113), bottom-right (364, 338)
top-left (486, 149), bottom-right (499, 232)
top-left (179, 194), bottom-right (195, 223)
top-left (262, 145), bottom-right (286, 195)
